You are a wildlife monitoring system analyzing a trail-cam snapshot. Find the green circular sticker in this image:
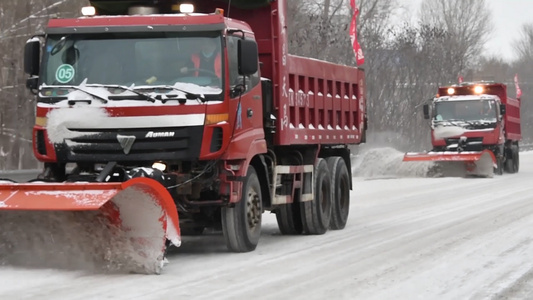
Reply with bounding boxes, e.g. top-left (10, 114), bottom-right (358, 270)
top-left (55, 64), bottom-right (75, 83)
